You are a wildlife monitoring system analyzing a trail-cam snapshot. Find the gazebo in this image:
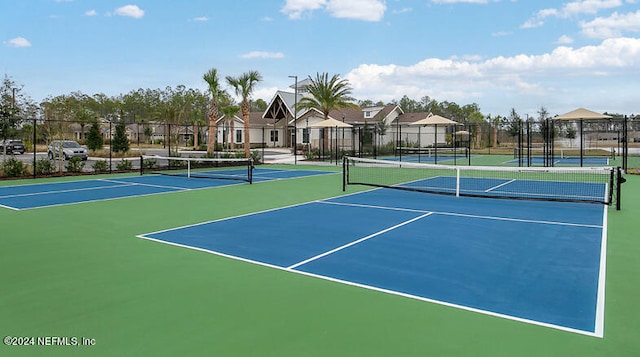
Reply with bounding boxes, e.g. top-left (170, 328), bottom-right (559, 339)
top-left (555, 108), bottom-right (612, 167)
top-left (309, 118), bottom-right (353, 163)
top-left (410, 114), bottom-right (460, 164)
